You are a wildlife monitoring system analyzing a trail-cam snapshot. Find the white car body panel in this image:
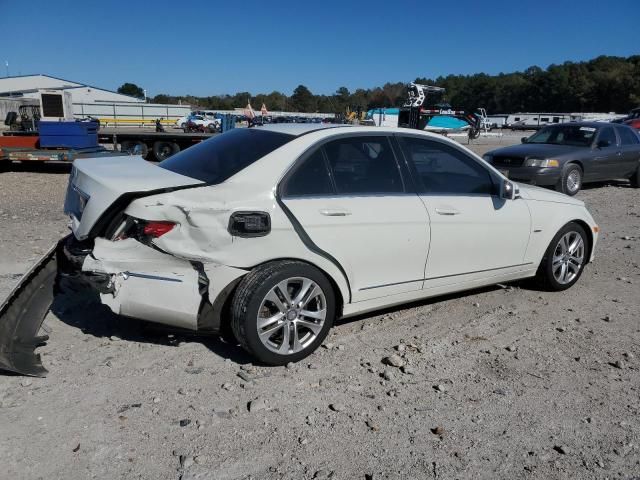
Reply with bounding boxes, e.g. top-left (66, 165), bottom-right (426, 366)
top-left (419, 194), bottom-right (532, 285)
top-left (83, 238), bottom-right (202, 329)
top-left (63, 125), bottom-right (598, 333)
top-left (342, 263), bottom-right (538, 318)
top-left (284, 195), bottom-right (430, 301)
top-left (66, 156), bottom-right (204, 240)
top-left (121, 183), bottom-right (352, 303)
